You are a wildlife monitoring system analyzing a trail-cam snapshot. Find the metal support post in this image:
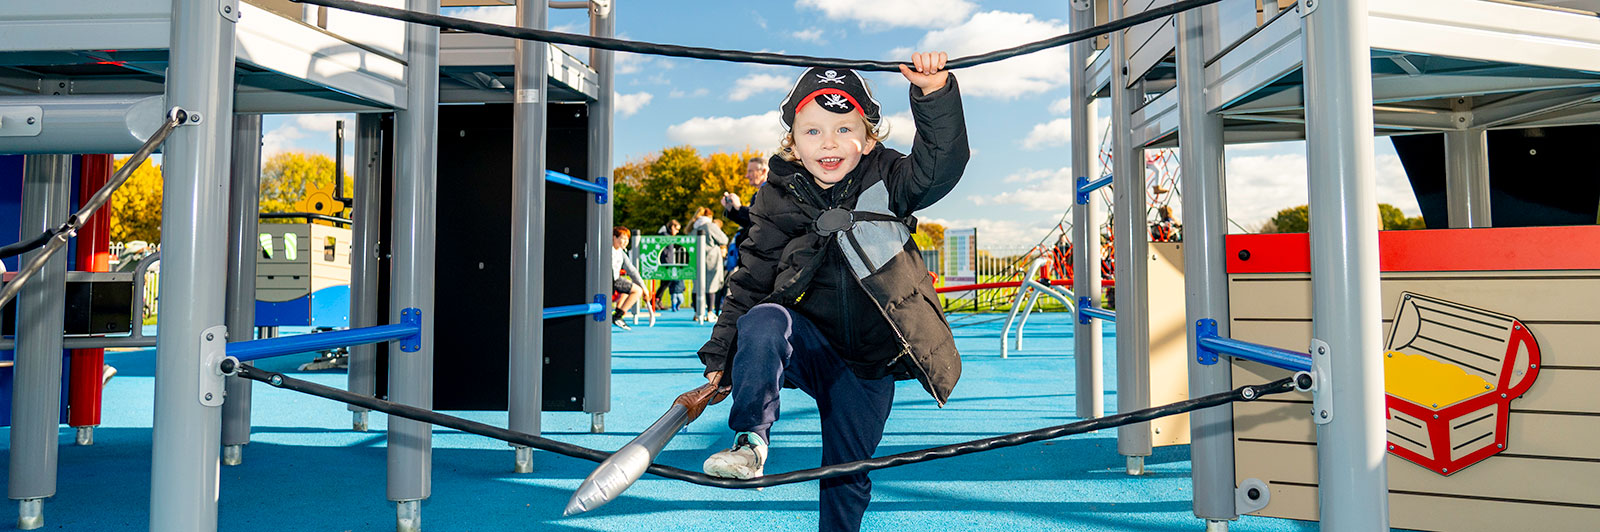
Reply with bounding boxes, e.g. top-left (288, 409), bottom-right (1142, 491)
top-left (1176, 6), bottom-right (1237, 524)
top-left (583, 1), bottom-right (615, 434)
top-left (1109, 0), bottom-right (1152, 475)
top-left (509, 0), bottom-right (550, 475)
top-left (150, 0), bottom-right (237, 529)
top-left (1068, 0), bottom-right (1104, 421)
top-left (348, 113), bottom-right (385, 432)
top-left (693, 232), bottom-right (707, 322)
top-left (389, 0), bottom-right (440, 527)
top-left (1444, 99), bottom-right (1491, 228)
top-left (69, 154), bottom-right (115, 447)
top-left (1302, 0), bottom-right (1390, 528)
top-left (9, 154), bottom-right (71, 530)
top-left (222, 113), bottom-right (262, 466)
